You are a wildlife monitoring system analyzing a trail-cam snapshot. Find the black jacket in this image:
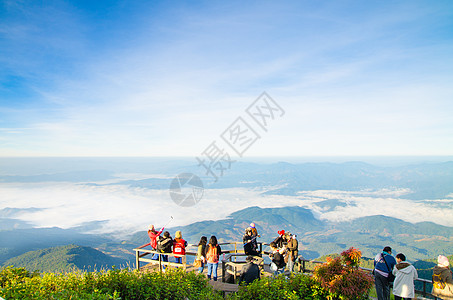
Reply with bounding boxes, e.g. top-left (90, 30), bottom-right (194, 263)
top-left (157, 236), bottom-right (173, 253)
top-left (271, 251), bottom-right (286, 269)
top-left (238, 262), bottom-right (260, 285)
